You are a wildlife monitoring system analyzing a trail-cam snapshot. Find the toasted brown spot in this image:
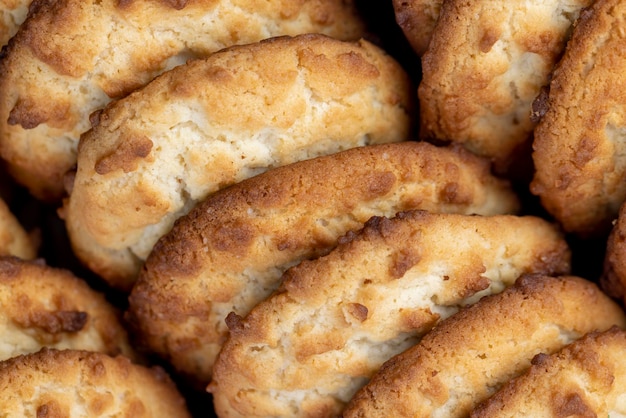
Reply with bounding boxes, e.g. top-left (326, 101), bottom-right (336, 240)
top-left (295, 330), bottom-right (345, 361)
top-left (118, 0), bottom-right (188, 9)
top-left (531, 86), bottom-right (550, 123)
top-left (212, 221), bottom-right (255, 254)
top-left (401, 307), bottom-right (439, 333)
top-left (8, 99), bottom-right (71, 130)
top-left (36, 401), bottom-right (66, 418)
top-left (390, 248), bottom-right (422, 279)
top-left (552, 392), bottom-right (595, 418)
top-left (344, 303), bottom-right (368, 323)
top-left (14, 309), bottom-right (88, 334)
top-left (572, 136), bottom-right (598, 169)
top-left (338, 51), bottom-right (380, 79)
top-left (479, 28), bottom-right (500, 53)
top-left (367, 171), bottom-right (396, 197)
top-left (94, 136), bottom-right (153, 175)
top-left (225, 312), bottom-right (245, 333)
